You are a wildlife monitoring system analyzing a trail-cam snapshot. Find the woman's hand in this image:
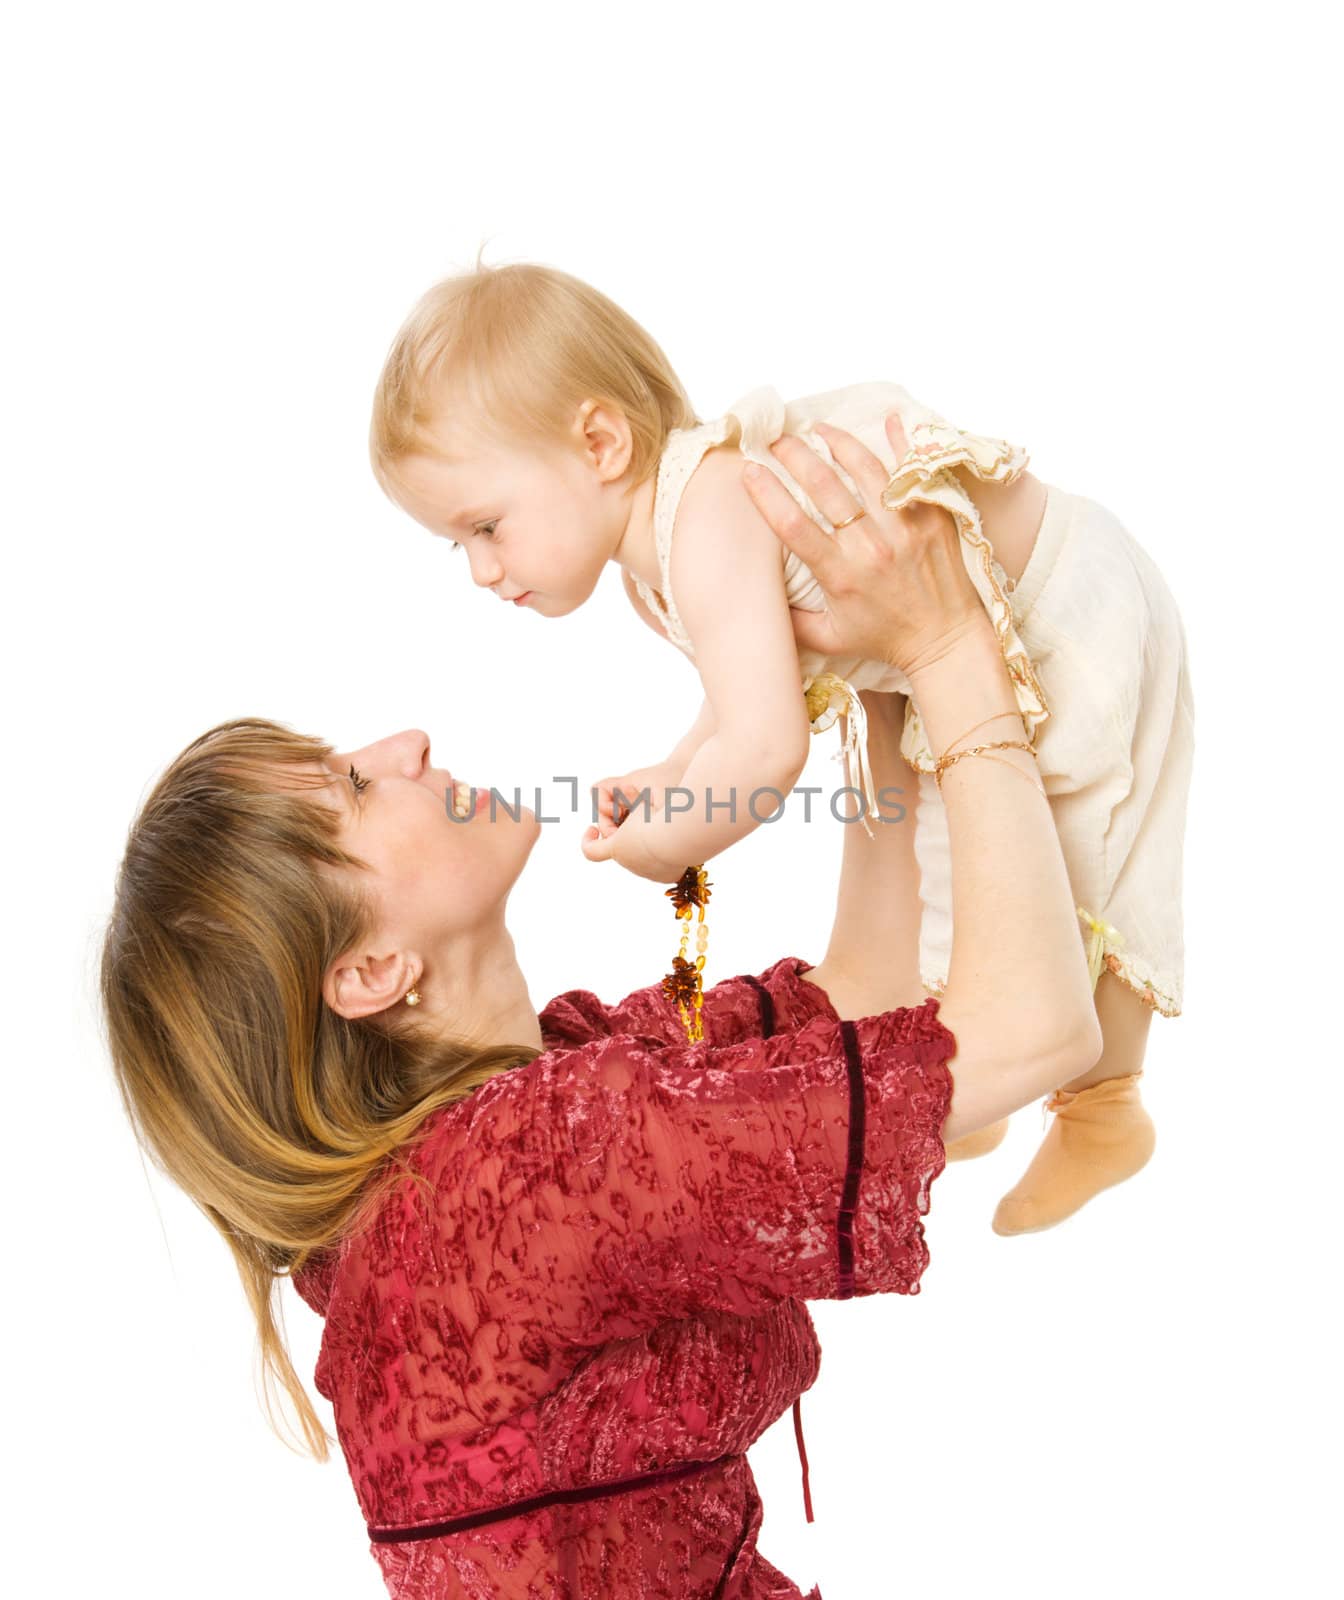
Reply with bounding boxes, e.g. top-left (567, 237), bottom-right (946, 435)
top-left (743, 413), bottom-right (990, 677)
